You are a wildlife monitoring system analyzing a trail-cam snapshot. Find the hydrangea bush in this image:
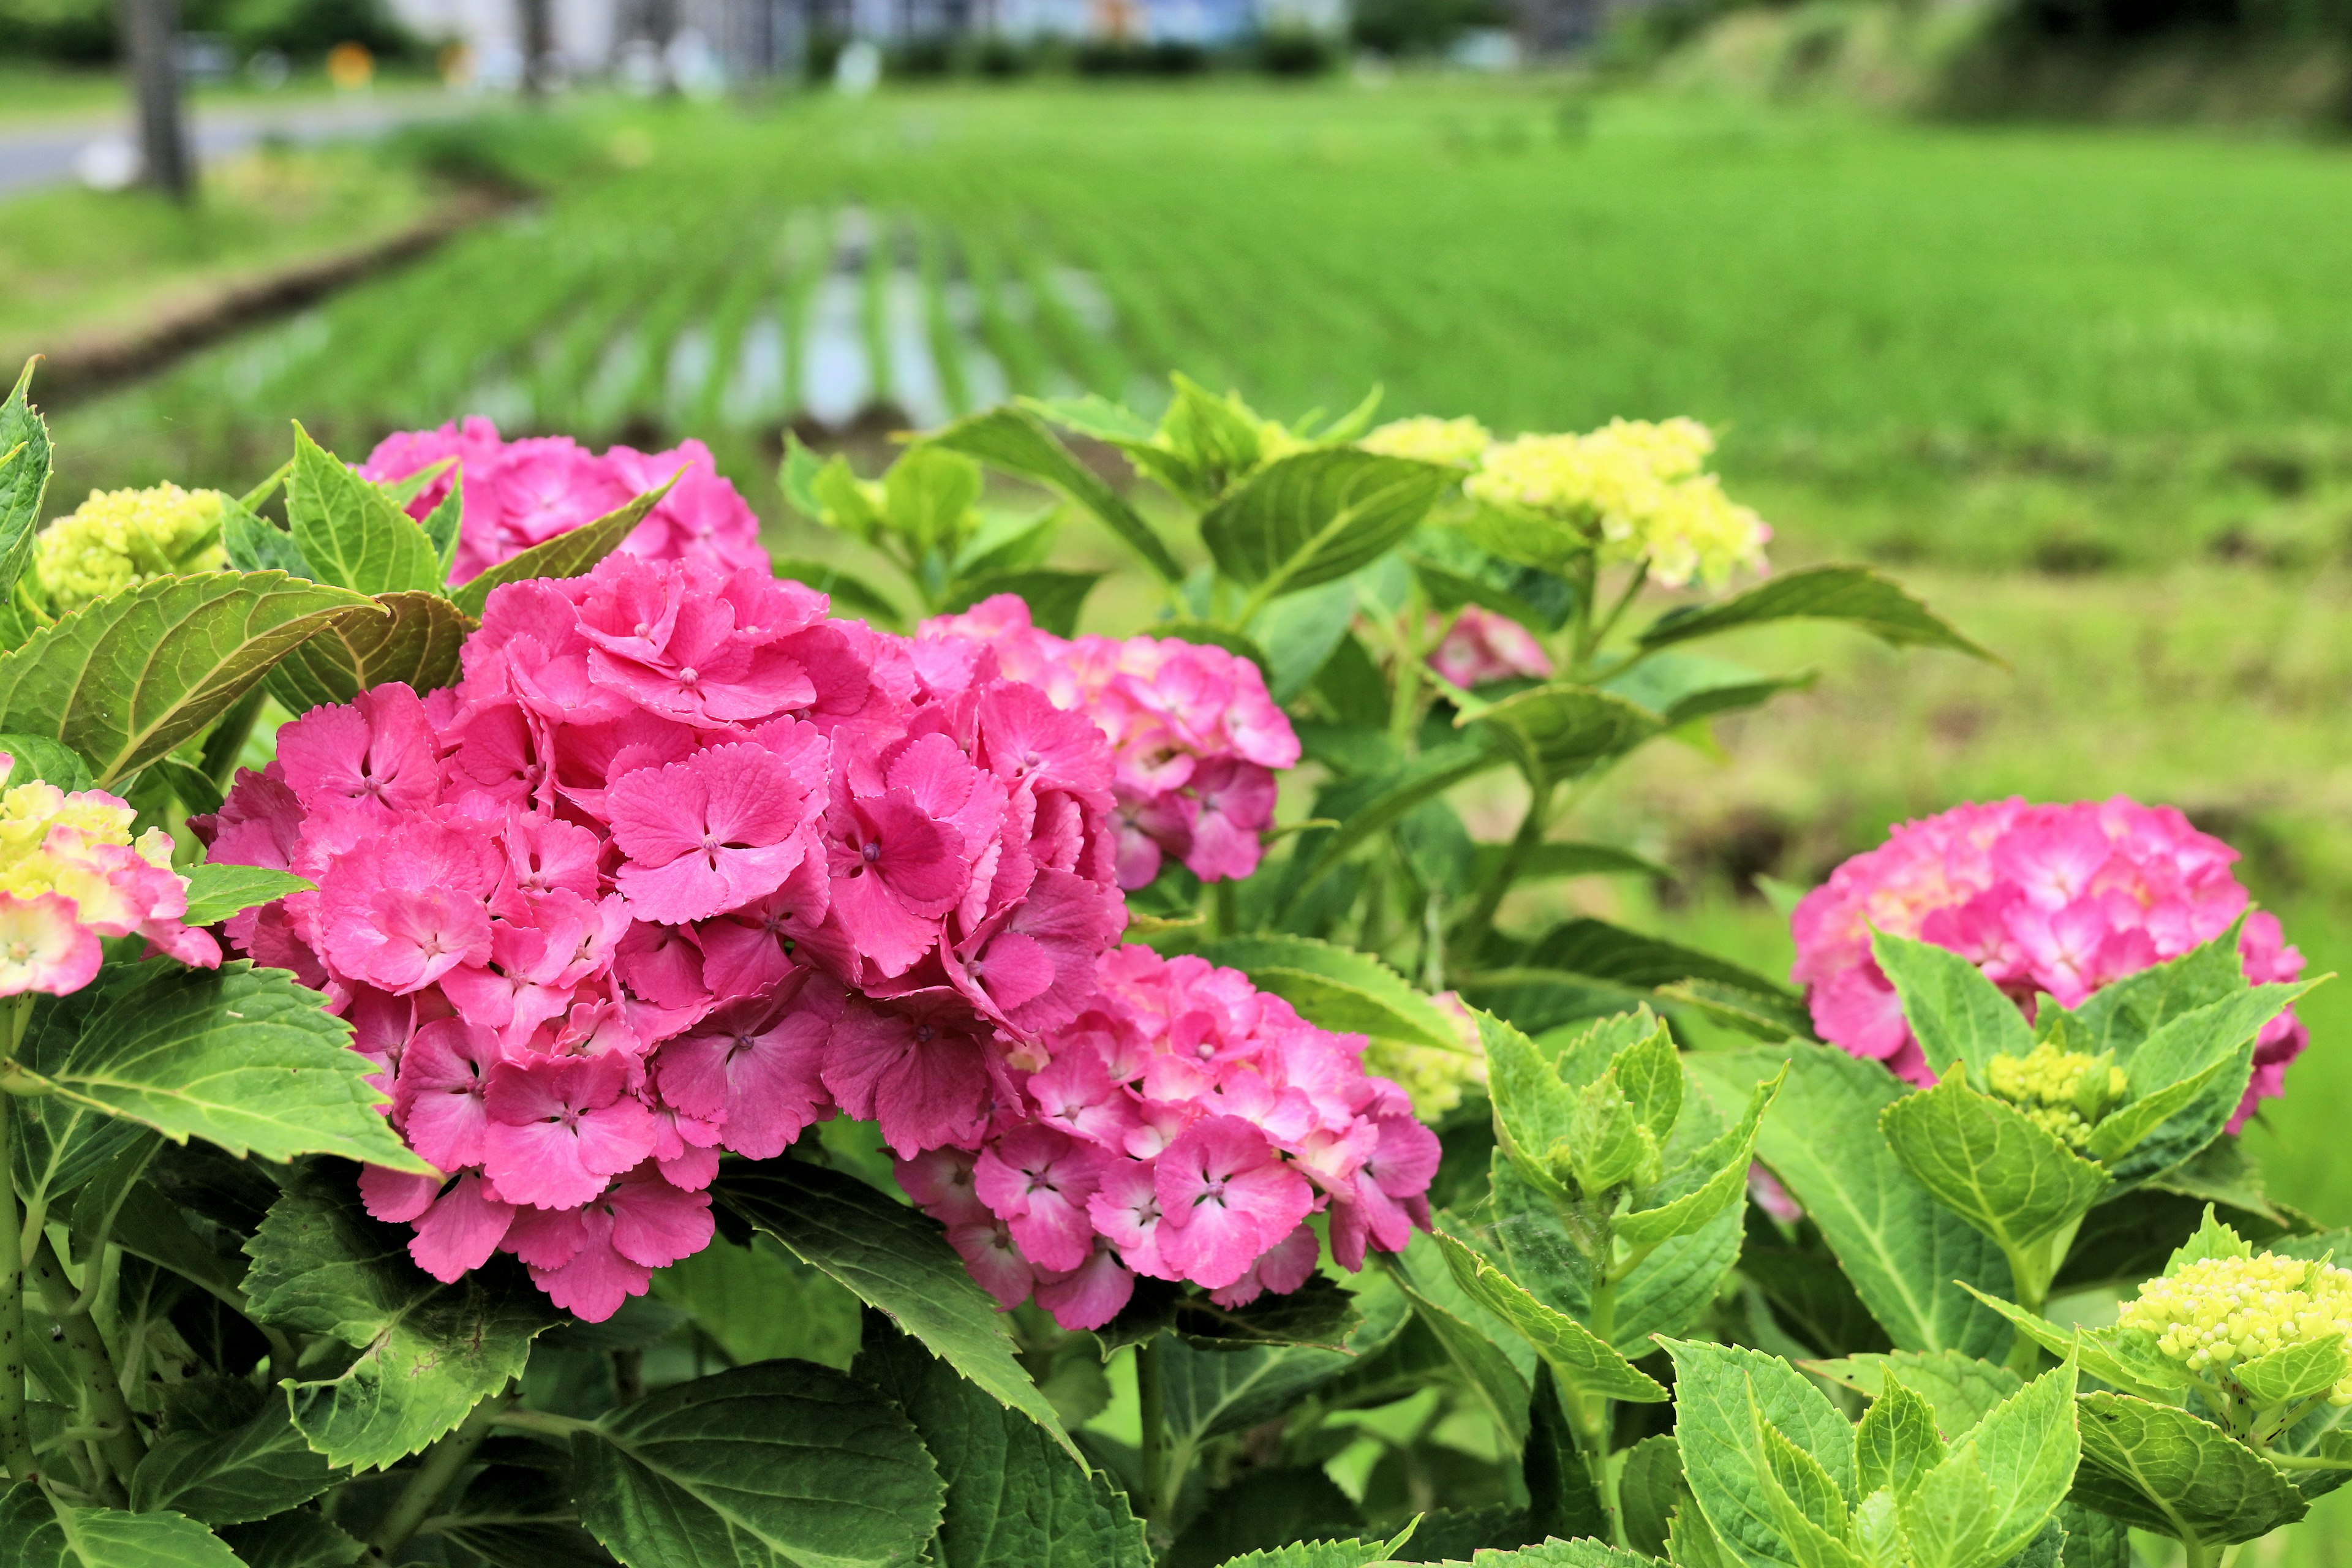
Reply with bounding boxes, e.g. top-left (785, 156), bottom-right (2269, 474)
top-left (0, 360), bottom-right (2337, 1568)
